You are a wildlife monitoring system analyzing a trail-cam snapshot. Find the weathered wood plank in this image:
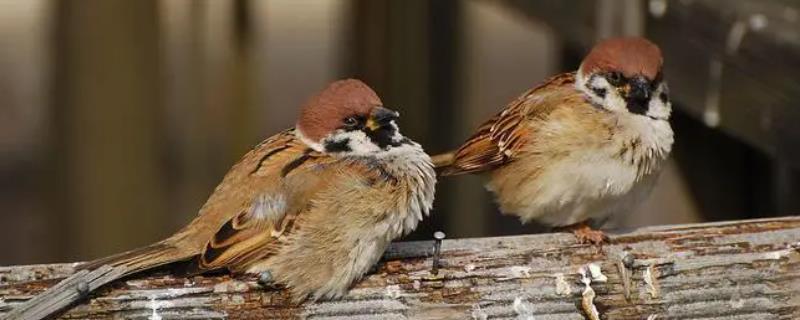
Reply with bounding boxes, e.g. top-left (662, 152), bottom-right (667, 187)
top-left (1, 217), bottom-right (799, 319)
